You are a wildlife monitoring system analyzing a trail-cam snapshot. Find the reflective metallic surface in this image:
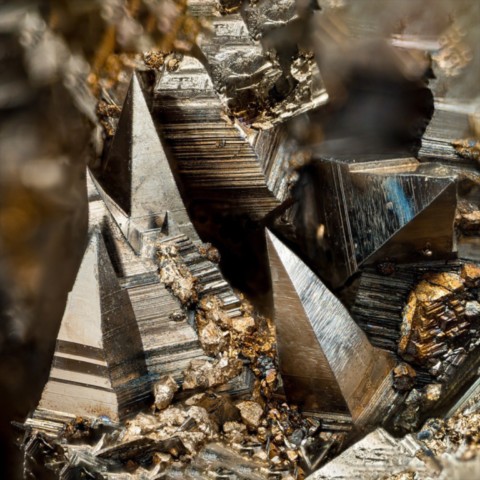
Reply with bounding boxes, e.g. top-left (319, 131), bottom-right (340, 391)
top-left (0, 1), bottom-right (478, 479)
top-left (34, 230), bottom-right (151, 423)
top-left (266, 230), bottom-right (397, 427)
